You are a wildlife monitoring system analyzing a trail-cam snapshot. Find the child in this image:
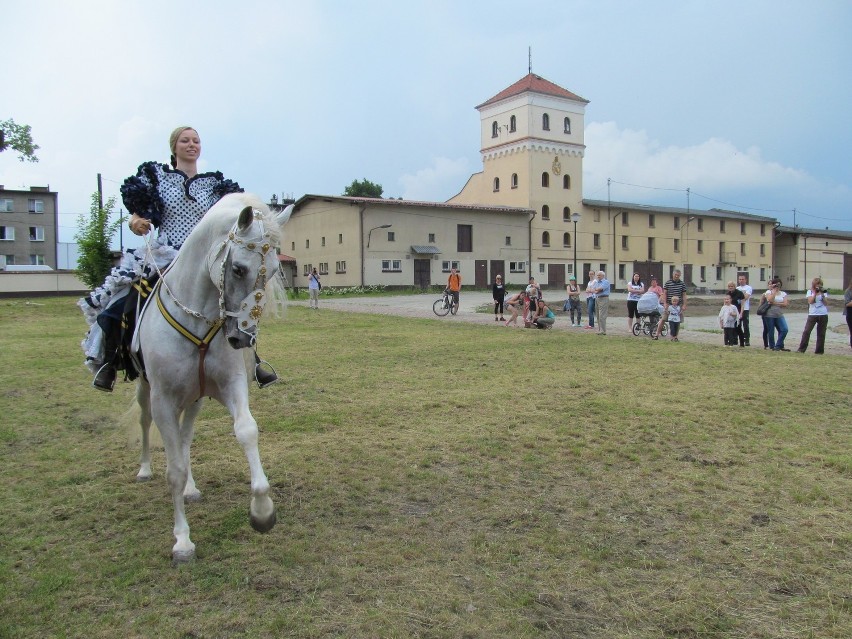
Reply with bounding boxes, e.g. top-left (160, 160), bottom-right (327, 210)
top-left (718, 294), bottom-right (739, 346)
top-left (668, 295), bottom-right (682, 341)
